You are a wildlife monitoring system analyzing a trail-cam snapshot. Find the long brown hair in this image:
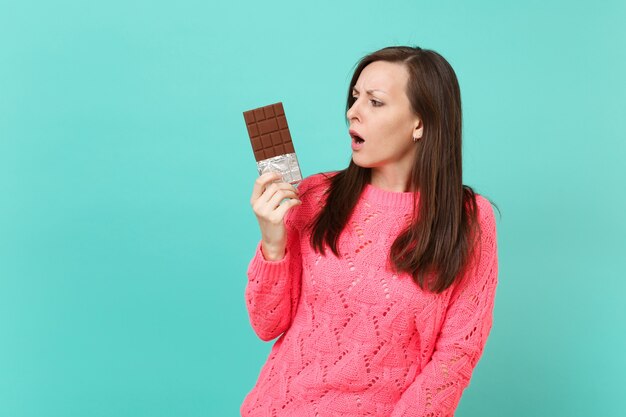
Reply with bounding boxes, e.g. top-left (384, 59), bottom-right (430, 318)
top-left (307, 46), bottom-right (493, 294)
